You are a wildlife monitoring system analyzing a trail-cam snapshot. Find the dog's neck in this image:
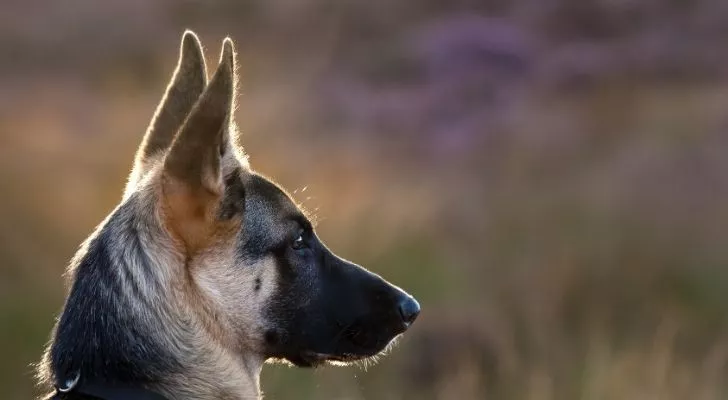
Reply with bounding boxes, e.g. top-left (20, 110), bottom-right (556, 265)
top-left (128, 204), bottom-right (265, 400)
top-left (150, 323), bottom-right (263, 400)
top-left (153, 348), bottom-right (262, 400)
top-left (43, 201), bottom-right (263, 400)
